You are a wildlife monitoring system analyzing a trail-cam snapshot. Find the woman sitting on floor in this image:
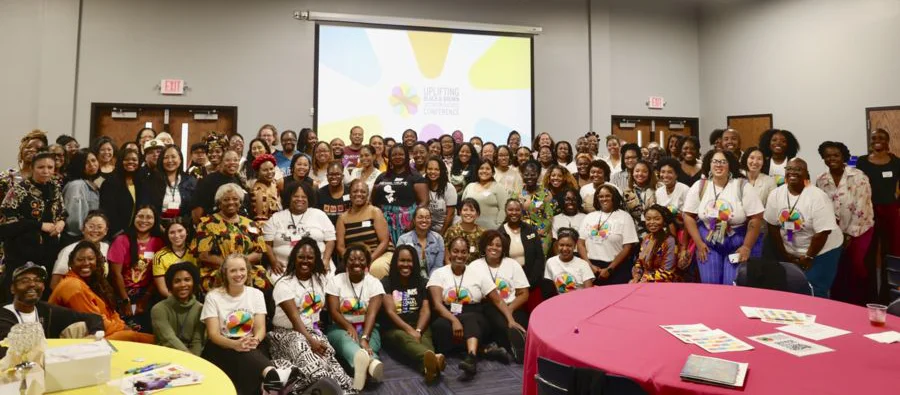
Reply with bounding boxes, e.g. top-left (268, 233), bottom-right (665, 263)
top-left (631, 204), bottom-right (679, 283)
top-left (151, 262), bottom-right (205, 355)
top-left (49, 240), bottom-right (154, 343)
top-left (380, 245), bottom-right (446, 383)
top-left (544, 228), bottom-right (594, 296)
